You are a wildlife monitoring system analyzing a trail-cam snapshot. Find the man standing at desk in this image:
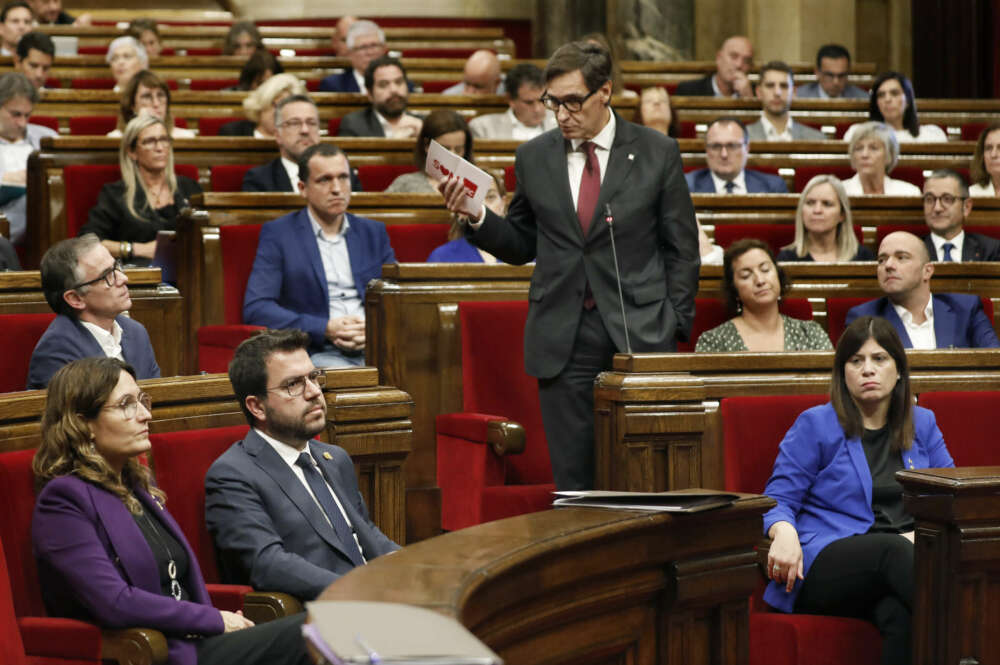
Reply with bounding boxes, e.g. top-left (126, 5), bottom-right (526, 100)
top-left (440, 41), bottom-right (700, 490)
